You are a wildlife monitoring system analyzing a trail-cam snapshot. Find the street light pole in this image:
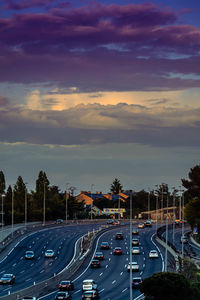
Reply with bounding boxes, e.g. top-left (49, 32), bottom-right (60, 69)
top-left (155, 185), bottom-right (159, 232)
top-left (181, 190), bottom-right (185, 259)
top-left (43, 180), bottom-right (46, 226)
top-left (148, 189), bottom-right (150, 220)
top-left (12, 187), bottom-right (14, 238)
top-left (1, 194), bottom-right (5, 244)
top-left (65, 183), bottom-right (70, 225)
top-left (25, 182), bottom-right (28, 230)
top-left (172, 187), bottom-right (176, 244)
top-left (161, 184), bottom-right (164, 224)
top-left (129, 192), bottom-right (133, 300)
top-left (91, 184), bottom-right (94, 220)
top-left (165, 192), bottom-right (169, 272)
